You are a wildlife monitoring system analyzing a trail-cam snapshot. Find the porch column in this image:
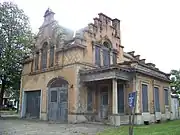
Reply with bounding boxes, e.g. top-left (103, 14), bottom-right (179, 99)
top-left (112, 79), bottom-right (118, 114)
